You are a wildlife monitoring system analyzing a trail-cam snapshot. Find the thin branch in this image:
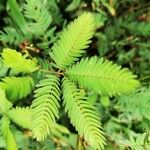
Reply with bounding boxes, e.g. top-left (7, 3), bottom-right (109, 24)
top-left (76, 134), bottom-right (80, 150)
